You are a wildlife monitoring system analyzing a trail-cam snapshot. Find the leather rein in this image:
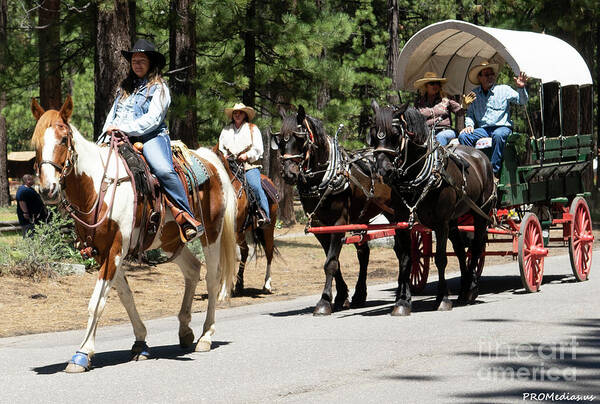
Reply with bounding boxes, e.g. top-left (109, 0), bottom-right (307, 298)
top-left (38, 126), bottom-right (132, 245)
